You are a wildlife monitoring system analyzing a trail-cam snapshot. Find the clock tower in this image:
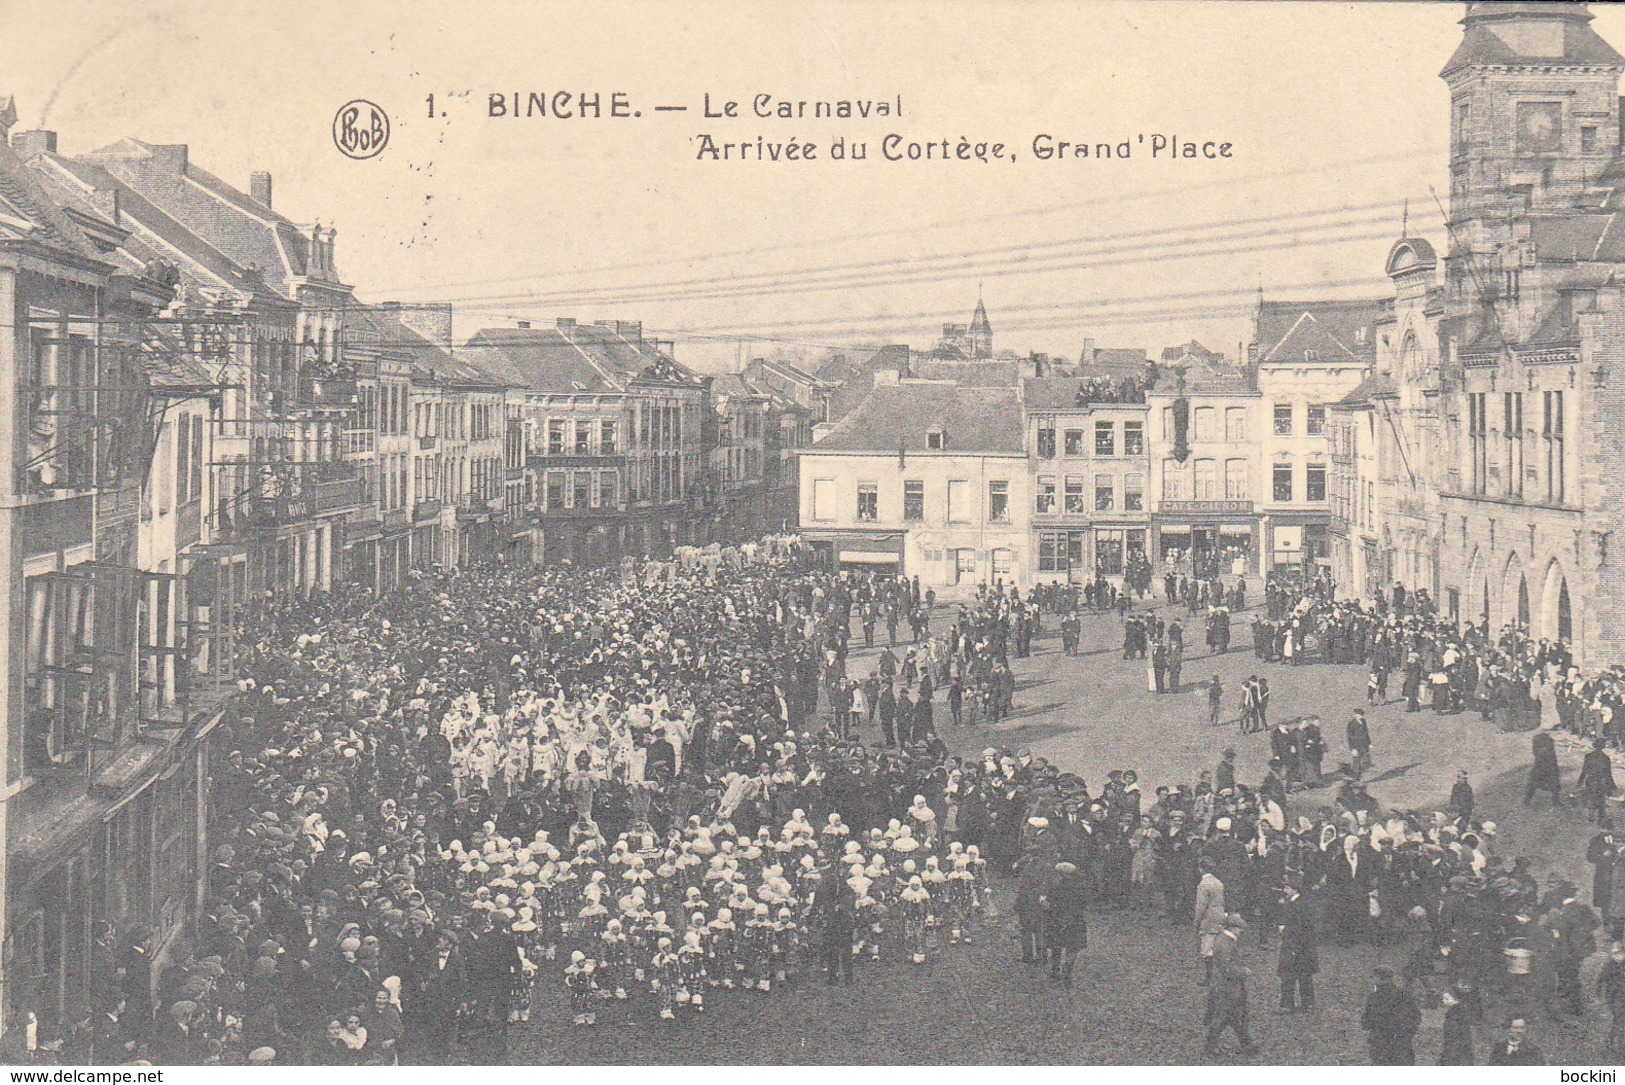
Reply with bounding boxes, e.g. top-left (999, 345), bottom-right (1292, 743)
top-left (1441, 3), bottom-right (1625, 339)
